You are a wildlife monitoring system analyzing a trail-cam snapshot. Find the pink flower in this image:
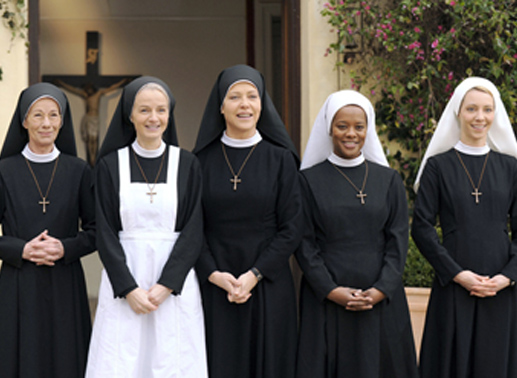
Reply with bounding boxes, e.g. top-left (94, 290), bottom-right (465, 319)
top-left (408, 41), bottom-right (421, 50)
top-left (416, 123), bottom-right (424, 131)
top-left (414, 27), bottom-right (421, 33)
top-left (356, 10), bottom-right (361, 16)
top-left (403, 164), bottom-right (410, 169)
top-left (450, 1), bottom-right (456, 5)
top-left (448, 71), bottom-right (454, 80)
top-left (450, 28), bottom-right (456, 35)
top-left (514, 54), bottom-right (517, 59)
top-left (400, 31), bottom-right (404, 36)
top-left (371, 90), bottom-right (376, 96)
top-left (431, 39), bottom-right (439, 48)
